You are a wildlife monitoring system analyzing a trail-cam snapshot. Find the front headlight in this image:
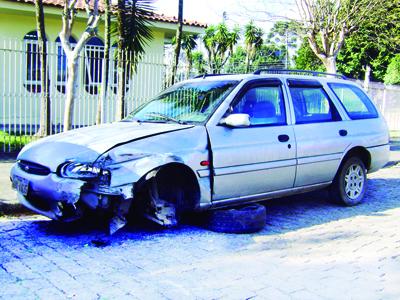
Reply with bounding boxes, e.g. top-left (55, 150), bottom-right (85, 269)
top-left (60, 162), bottom-right (102, 179)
